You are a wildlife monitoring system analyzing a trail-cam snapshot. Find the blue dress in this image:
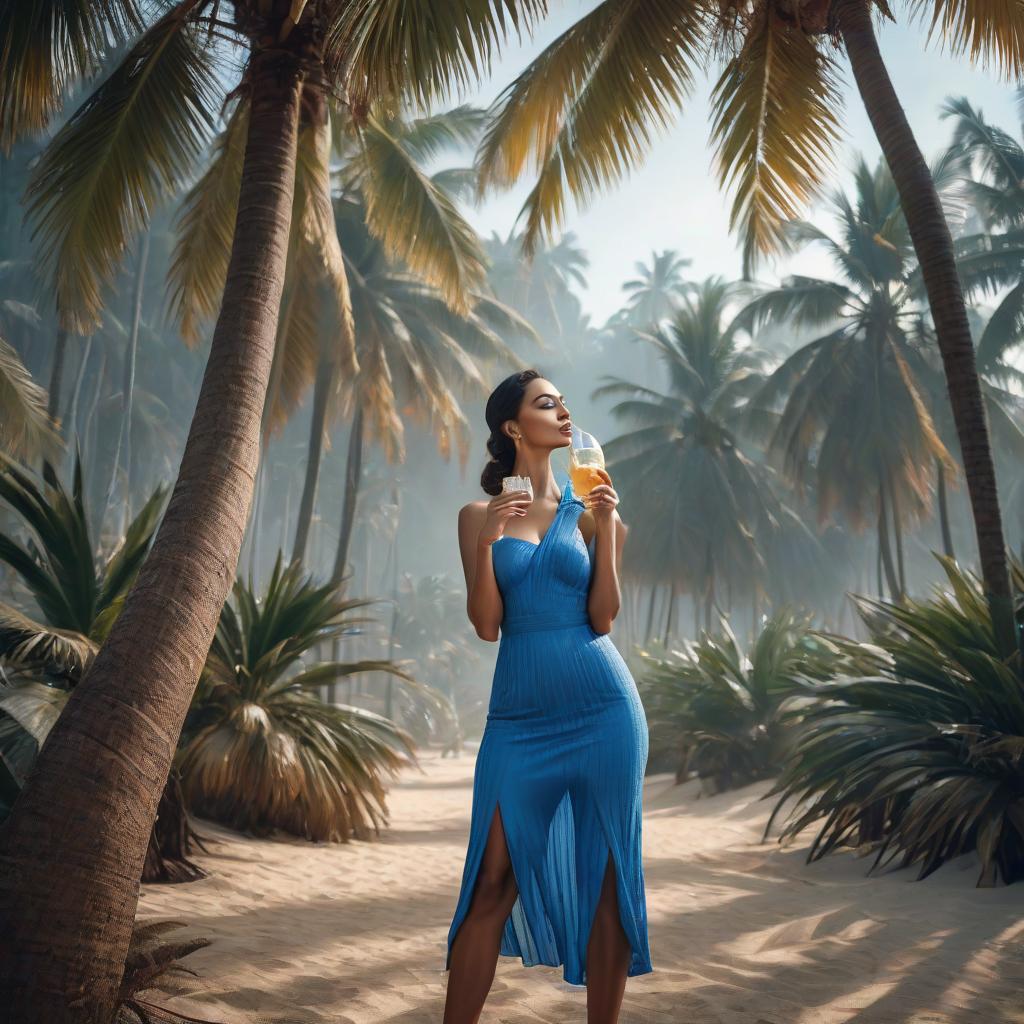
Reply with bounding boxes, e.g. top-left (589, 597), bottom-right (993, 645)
top-left (444, 475), bottom-right (653, 987)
